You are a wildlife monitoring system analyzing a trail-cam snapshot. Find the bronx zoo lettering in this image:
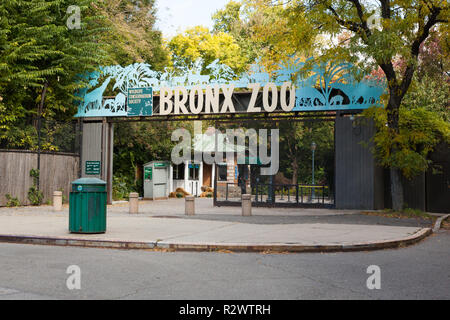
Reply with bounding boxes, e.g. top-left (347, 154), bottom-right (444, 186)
top-left (158, 82), bottom-right (295, 115)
